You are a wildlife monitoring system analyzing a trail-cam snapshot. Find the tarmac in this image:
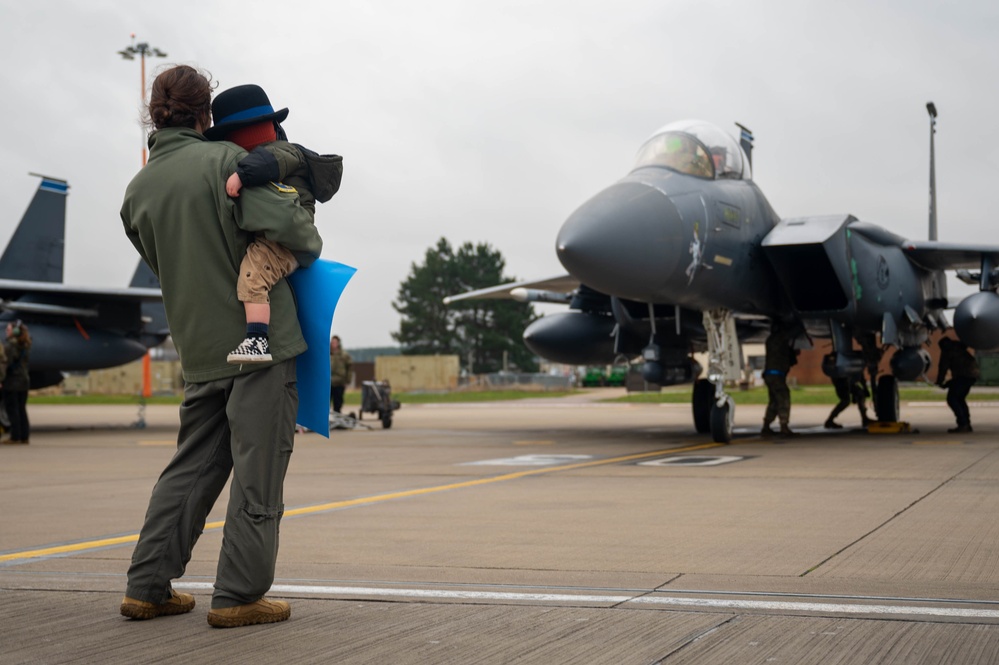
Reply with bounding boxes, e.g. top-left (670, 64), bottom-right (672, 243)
top-left (3, 390), bottom-right (999, 664)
